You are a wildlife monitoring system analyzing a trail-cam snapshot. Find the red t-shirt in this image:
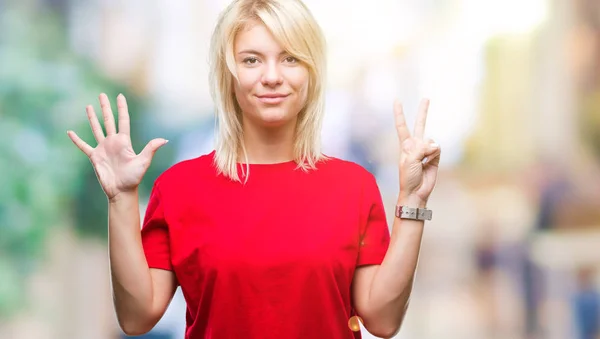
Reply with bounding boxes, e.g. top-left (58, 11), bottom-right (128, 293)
top-left (141, 151), bottom-right (391, 339)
